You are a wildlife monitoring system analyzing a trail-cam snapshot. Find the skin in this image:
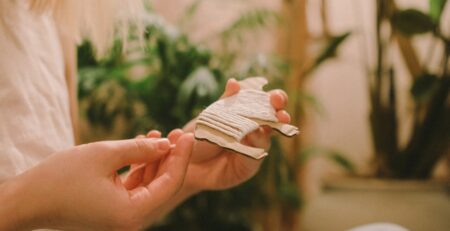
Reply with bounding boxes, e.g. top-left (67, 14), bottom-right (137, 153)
top-left (126, 78), bottom-right (290, 222)
top-left (0, 79), bottom-right (289, 230)
top-left (0, 135), bottom-right (194, 230)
